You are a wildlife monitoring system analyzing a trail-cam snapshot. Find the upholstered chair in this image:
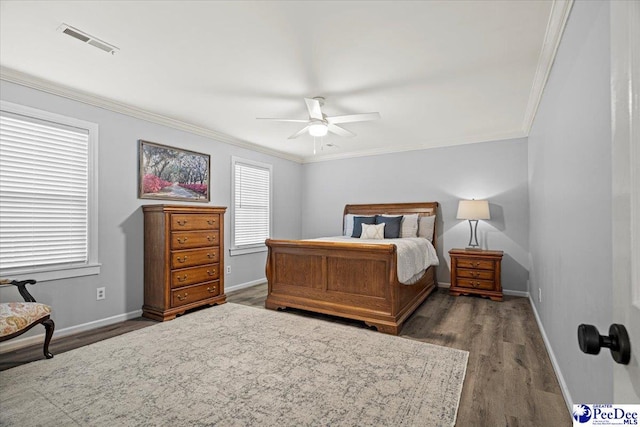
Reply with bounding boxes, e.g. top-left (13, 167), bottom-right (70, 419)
top-left (0, 279), bottom-right (55, 359)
